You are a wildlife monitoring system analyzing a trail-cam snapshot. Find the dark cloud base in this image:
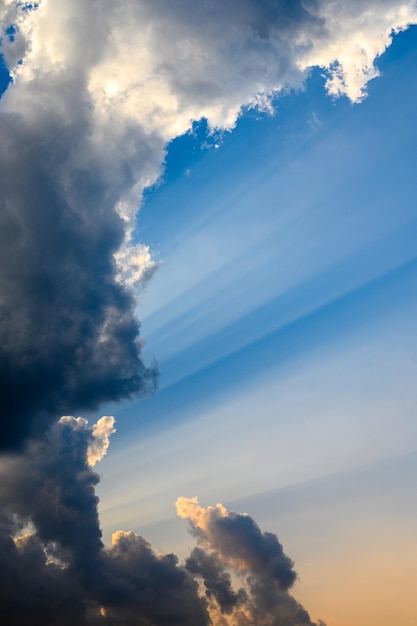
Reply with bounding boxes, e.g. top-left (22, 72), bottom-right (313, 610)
top-left (0, 418), bottom-right (325, 626)
top-left (0, 112), bottom-right (157, 451)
